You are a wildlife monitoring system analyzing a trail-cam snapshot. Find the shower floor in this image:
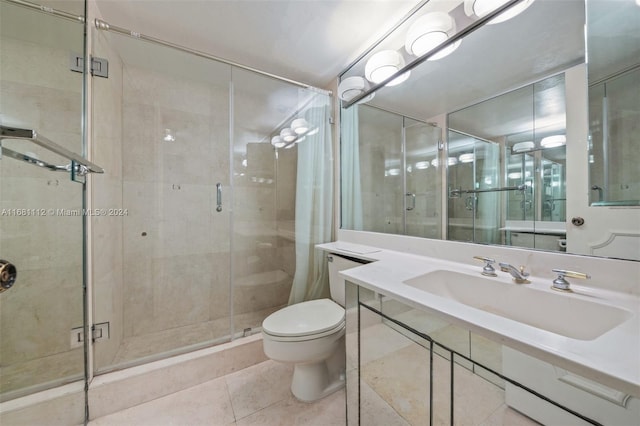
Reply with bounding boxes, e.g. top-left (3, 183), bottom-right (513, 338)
top-left (1, 306), bottom-right (281, 399)
top-left (108, 306), bottom-right (282, 369)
